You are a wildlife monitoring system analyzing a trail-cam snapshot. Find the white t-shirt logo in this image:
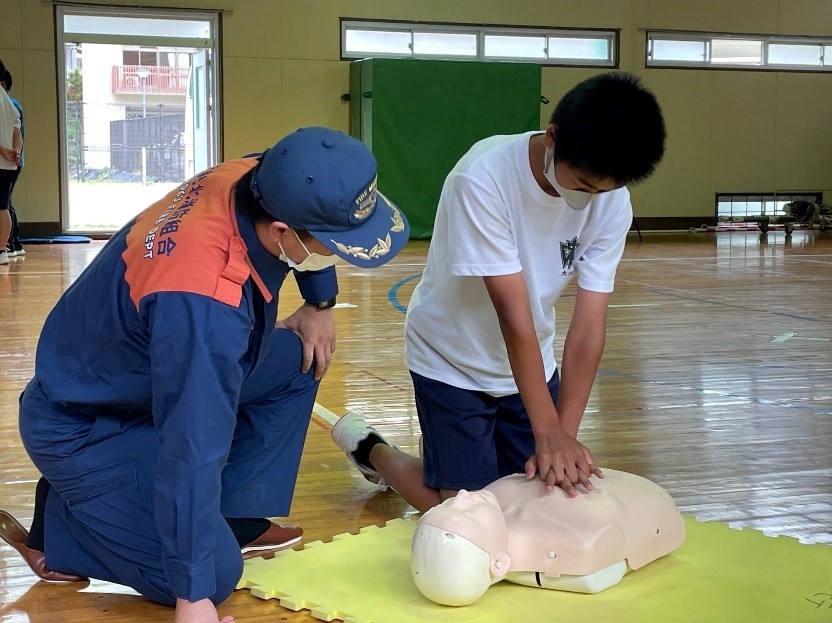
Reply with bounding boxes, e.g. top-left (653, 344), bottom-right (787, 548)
top-left (560, 237), bottom-right (579, 276)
